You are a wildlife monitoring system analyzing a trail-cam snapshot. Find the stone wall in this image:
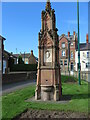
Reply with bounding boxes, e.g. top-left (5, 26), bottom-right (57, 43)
top-left (2, 71), bottom-right (37, 85)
